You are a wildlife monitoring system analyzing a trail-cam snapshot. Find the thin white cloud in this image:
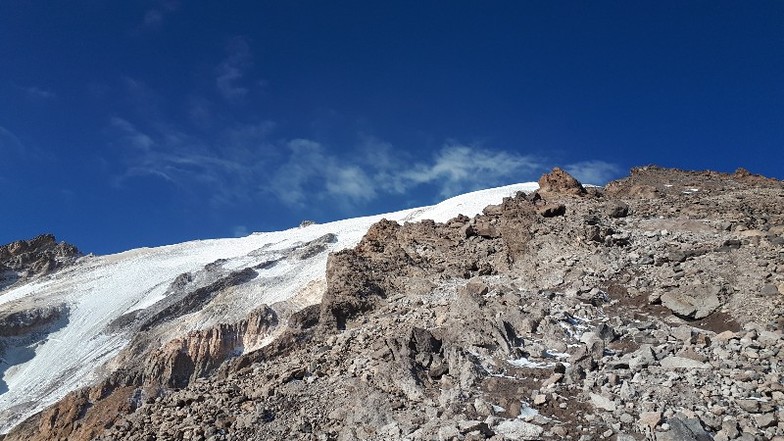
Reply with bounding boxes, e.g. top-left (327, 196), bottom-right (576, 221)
top-left (110, 111), bottom-right (622, 212)
top-left (125, 166), bottom-right (176, 184)
top-left (326, 166), bottom-right (376, 201)
top-left (108, 86), bottom-right (618, 214)
top-left (393, 145), bottom-right (546, 197)
top-left (270, 139), bottom-right (377, 207)
top-left (0, 124), bottom-right (53, 162)
top-left (187, 96), bottom-right (213, 127)
top-left (121, 76), bottom-right (162, 117)
top-left (110, 117), bottom-right (154, 151)
top-left (17, 85), bottom-right (55, 100)
top-left (139, 1), bottom-right (179, 30)
top-left (109, 117), bottom-right (274, 207)
top-left (222, 120), bottom-right (276, 153)
top-left (216, 37), bottom-right (253, 100)
top-left (110, 110), bottom-right (623, 212)
top-left (0, 126), bottom-right (25, 154)
top-left (565, 160), bottom-right (622, 185)
top-left (267, 140), bottom-right (552, 208)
